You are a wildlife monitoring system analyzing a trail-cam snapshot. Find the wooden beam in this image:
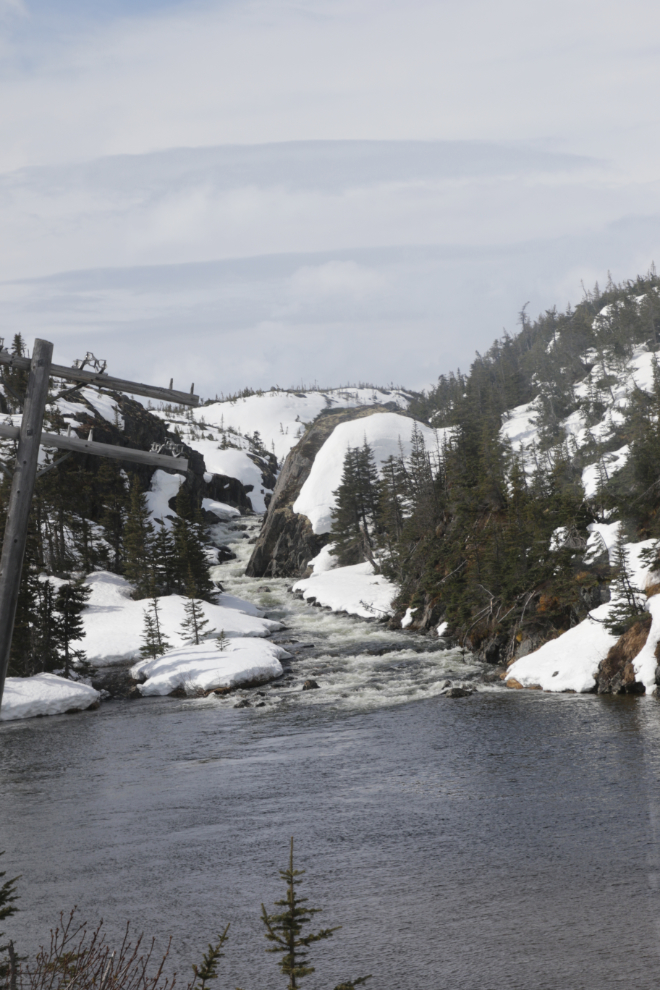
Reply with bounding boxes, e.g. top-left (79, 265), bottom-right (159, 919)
top-left (0, 339), bottom-right (53, 706)
top-left (0, 351), bottom-right (200, 407)
top-left (0, 423), bottom-right (189, 472)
